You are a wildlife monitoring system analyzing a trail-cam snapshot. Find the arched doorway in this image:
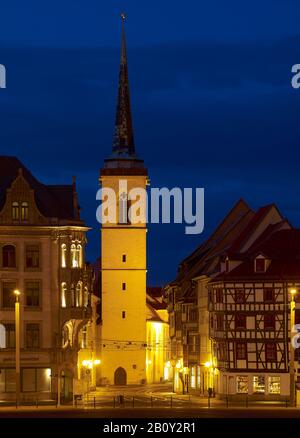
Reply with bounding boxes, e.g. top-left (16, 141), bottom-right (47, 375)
top-left (114, 367), bottom-right (127, 385)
